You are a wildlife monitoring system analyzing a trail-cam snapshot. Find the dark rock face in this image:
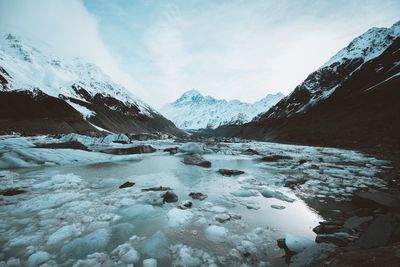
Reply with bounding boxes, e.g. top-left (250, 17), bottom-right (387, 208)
top-left (162, 191), bottom-right (178, 203)
top-left (210, 38), bottom-right (400, 155)
top-left (101, 145), bottom-right (156, 155)
top-left (0, 86), bottom-right (184, 137)
top-left (0, 188), bottom-right (26, 196)
top-left (354, 191), bottom-right (400, 211)
top-left (188, 192), bottom-right (208, 200)
top-left (217, 169), bottom-right (244, 176)
top-left (183, 154), bottom-right (211, 168)
top-left (260, 155), bottom-right (293, 162)
top-left (356, 214), bottom-right (395, 249)
top-left (35, 141), bottom-right (90, 151)
top-left (316, 233), bottom-right (351, 247)
top-left (284, 176), bottom-right (308, 188)
top-left (119, 181), bottom-right (135, 189)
